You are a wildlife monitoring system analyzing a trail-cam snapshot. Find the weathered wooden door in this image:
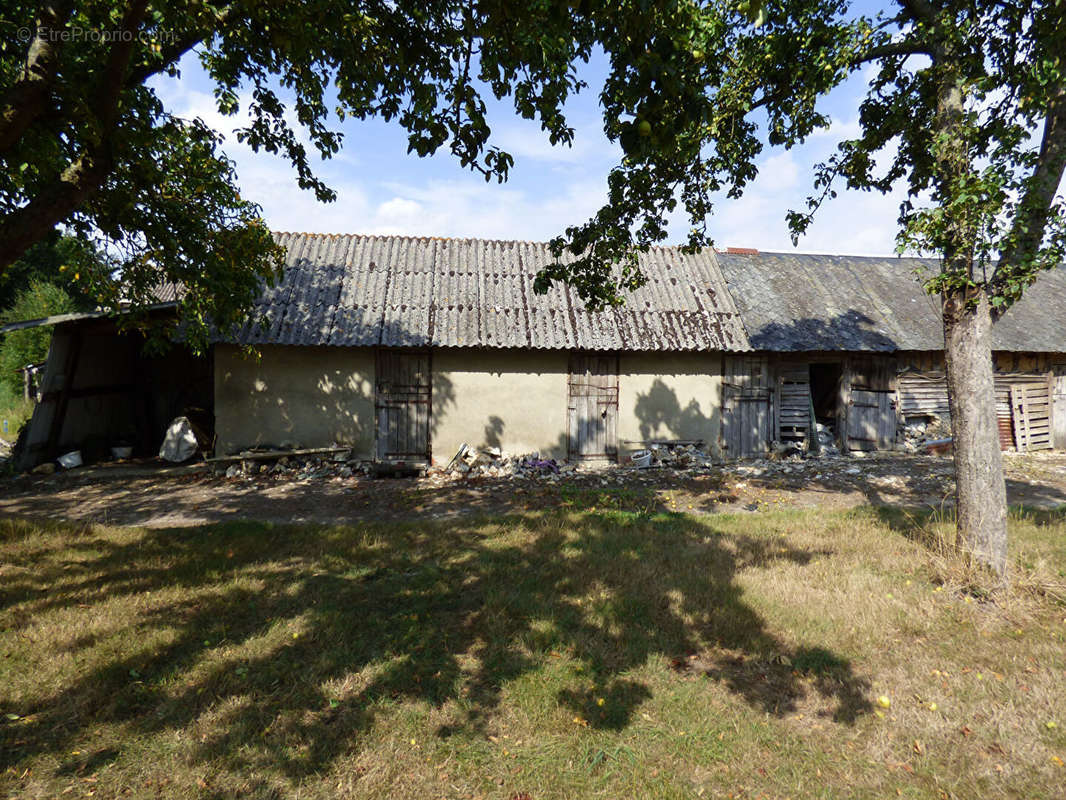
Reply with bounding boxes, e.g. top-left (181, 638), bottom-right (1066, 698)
top-left (847, 390), bottom-right (895, 451)
top-left (375, 350), bottom-right (431, 461)
top-left (568, 353), bottom-right (618, 460)
top-left (722, 355), bottom-right (772, 459)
